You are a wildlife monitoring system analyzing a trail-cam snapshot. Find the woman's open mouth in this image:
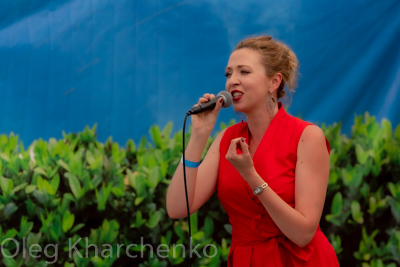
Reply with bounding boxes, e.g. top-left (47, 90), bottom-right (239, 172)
top-left (231, 90), bottom-right (243, 101)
